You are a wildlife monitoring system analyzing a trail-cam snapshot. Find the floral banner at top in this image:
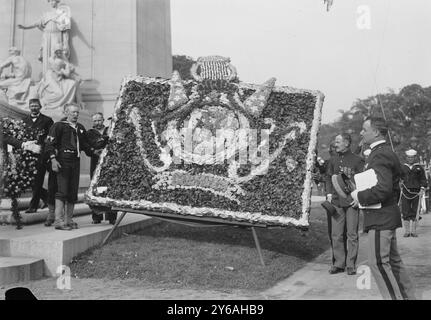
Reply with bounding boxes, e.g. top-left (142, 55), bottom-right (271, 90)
top-left (85, 56), bottom-right (324, 228)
